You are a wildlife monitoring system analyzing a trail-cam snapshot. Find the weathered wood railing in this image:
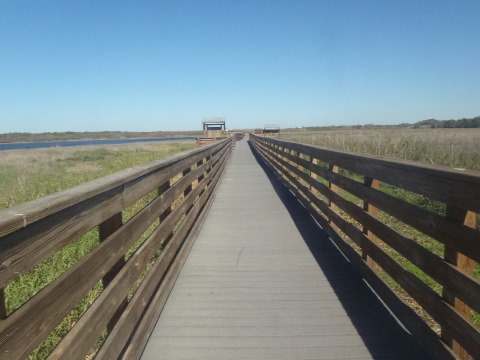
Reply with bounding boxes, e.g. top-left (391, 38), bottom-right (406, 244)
top-left (250, 134), bottom-right (480, 360)
top-left (0, 138), bottom-right (233, 359)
